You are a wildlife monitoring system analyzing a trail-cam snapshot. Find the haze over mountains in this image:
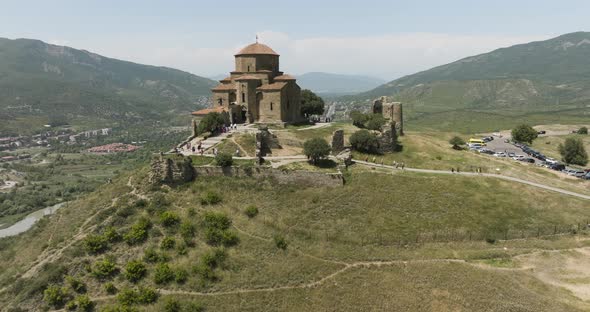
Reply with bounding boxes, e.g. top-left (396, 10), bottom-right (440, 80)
top-left (357, 32), bottom-right (590, 116)
top-left (0, 38), bottom-right (216, 132)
